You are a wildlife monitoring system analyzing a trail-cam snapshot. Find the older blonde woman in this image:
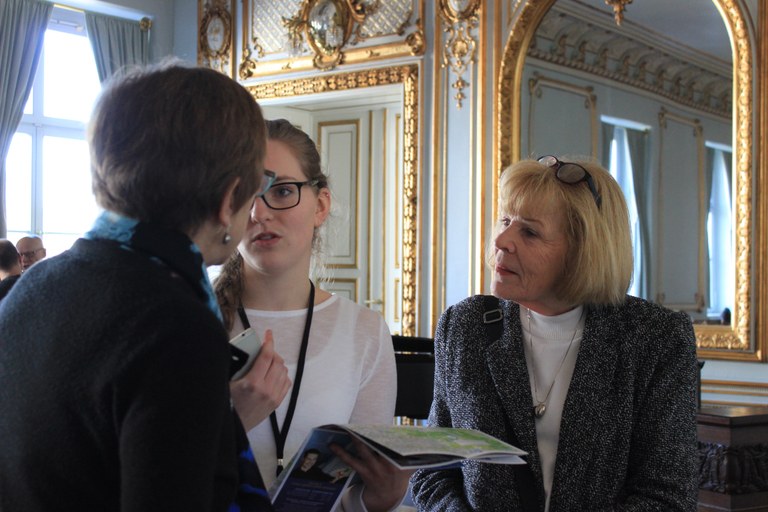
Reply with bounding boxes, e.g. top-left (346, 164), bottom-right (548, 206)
top-left (411, 156), bottom-right (698, 511)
